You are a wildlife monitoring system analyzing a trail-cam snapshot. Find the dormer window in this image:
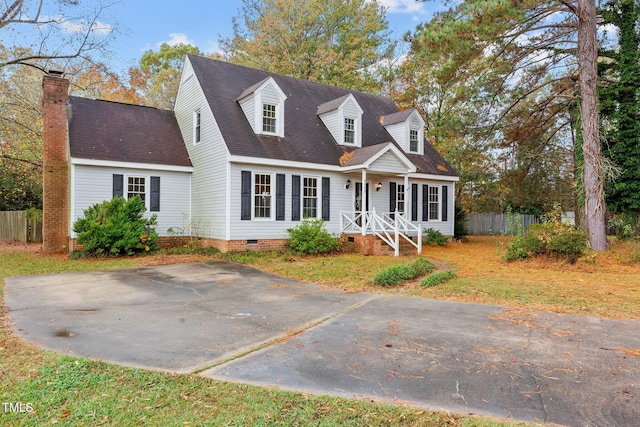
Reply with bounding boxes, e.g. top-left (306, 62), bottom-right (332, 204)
top-left (344, 118), bottom-right (355, 144)
top-left (237, 77), bottom-right (287, 137)
top-left (317, 93), bottom-right (363, 147)
top-left (381, 108), bottom-right (425, 155)
top-left (262, 103), bottom-right (277, 133)
top-left (409, 129), bottom-right (419, 153)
